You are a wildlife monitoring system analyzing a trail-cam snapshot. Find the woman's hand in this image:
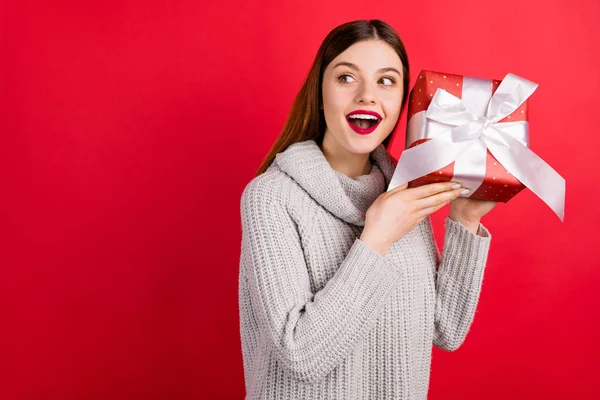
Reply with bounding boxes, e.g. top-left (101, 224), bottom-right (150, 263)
top-left (448, 196), bottom-right (497, 234)
top-left (360, 181), bottom-right (466, 256)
